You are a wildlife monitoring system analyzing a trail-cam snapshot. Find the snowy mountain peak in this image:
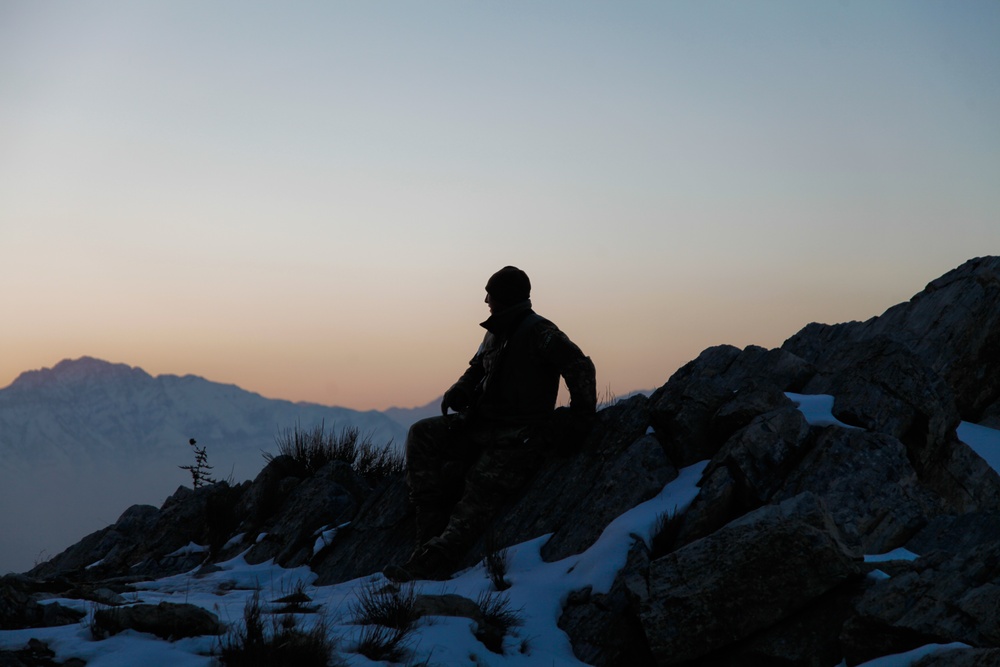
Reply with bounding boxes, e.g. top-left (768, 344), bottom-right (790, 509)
top-left (7, 356), bottom-right (152, 392)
